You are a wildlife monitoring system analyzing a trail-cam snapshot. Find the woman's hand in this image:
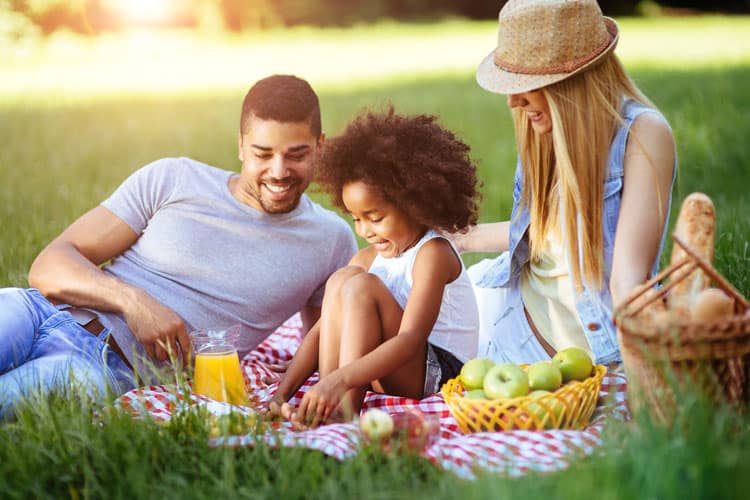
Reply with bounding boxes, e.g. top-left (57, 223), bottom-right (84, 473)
top-left (449, 222), bottom-right (510, 254)
top-left (292, 370), bottom-right (349, 429)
